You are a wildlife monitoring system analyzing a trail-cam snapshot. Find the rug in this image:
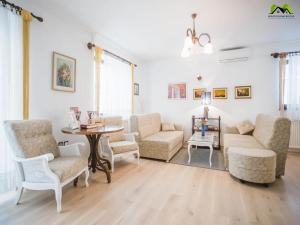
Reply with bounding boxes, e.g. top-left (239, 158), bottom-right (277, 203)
top-left (170, 147), bottom-right (226, 171)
